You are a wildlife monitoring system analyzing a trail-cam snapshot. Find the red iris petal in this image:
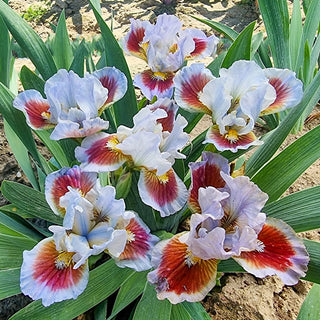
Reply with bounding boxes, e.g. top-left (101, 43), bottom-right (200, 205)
top-left (126, 27), bottom-right (147, 59)
top-left (190, 38), bottom-right (208, 57)
top-left (119, 218), bottom-right (152, 261)
top-left (239, 224), bottom-right (295, 272)
top-left (189, 151), bottom-right (229, 213)
top-left (177, 72), bottom-right (212, 114)
top-left (50, 167), bottom-right (96, 216)
top-left (206, 125), bottom-right (258, 152)
top-left (33, 240), bottom-right (85, 291)
top-left (25, 100), bottom-right (52, 129)
top-left (140, 70), bottom-right (175, 96)
top-left (143, 169), bottom-right (178, 207)
top-left (149, 234), bottom-right (218, 303)
top-left (85, 135), bottom-right (127, 167)
top-left (261, 77), bottom-right (291, 115)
